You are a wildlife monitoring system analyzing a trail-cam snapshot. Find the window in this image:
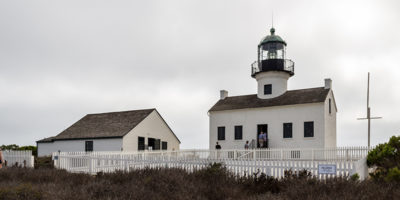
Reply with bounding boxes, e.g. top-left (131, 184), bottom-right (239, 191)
top-left (218, 126), bottom-right (225, 140)
top-left (162, 141), bottom-right (168, 150)
top-left (154, 139), bottom-right (161, 150)
top-left (304, 121), bottom-right (314, 137)
top-left (283, 123), bottom-right (293, 138)
top-left (329, 98), bottom-right (332, 114)
top-left (264, 84), bottom-right (272, 95)
top-left (234, 126), bottom-right (243, 140)
top-left (138, 137), bottom-right (145, 151)
top-left (85, 141), bottom-right (93, 152)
